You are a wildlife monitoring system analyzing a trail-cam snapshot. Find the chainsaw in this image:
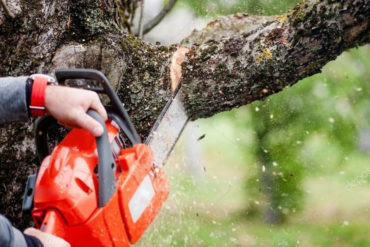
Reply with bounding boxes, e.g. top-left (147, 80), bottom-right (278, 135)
top-left (22, 69), bottom-right (189, 247)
